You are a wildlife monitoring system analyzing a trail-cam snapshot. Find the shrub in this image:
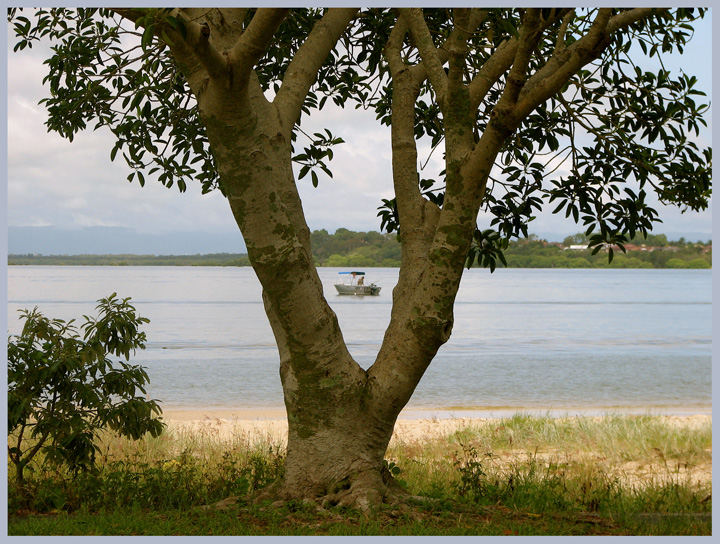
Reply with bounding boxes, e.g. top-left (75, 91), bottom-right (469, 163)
top-left (7, 293), bottom-right (164, 488)
top-left (686, 258), bottom-right (710, 269)
top-left (665, 258), bottom-right (687, 268)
